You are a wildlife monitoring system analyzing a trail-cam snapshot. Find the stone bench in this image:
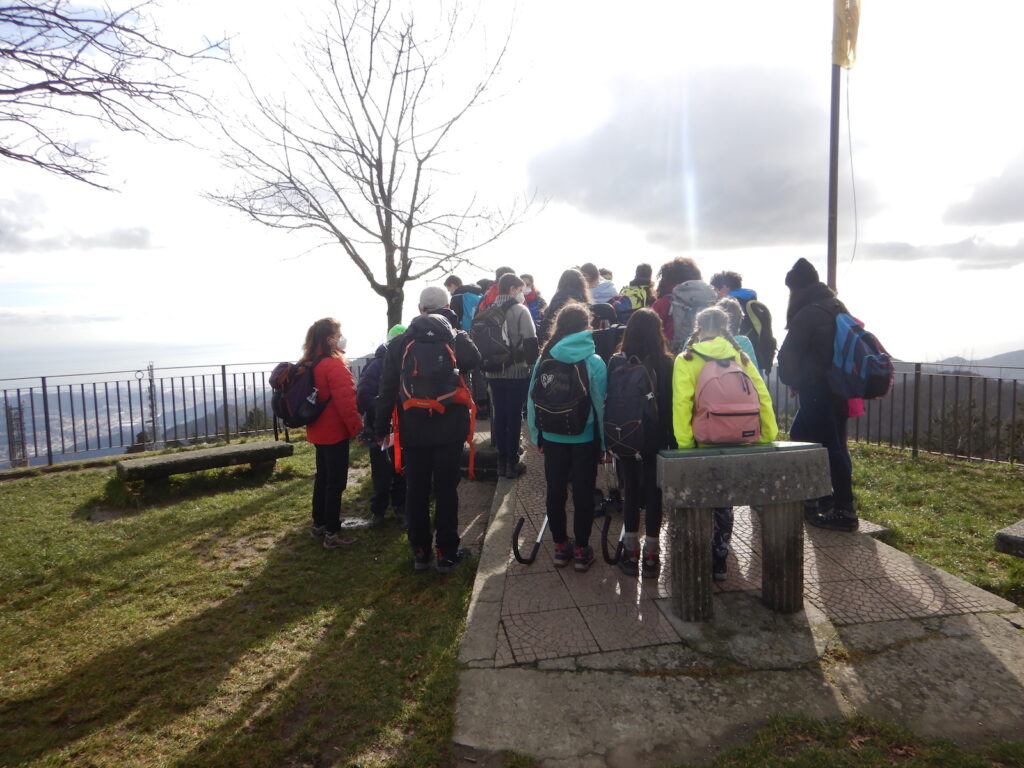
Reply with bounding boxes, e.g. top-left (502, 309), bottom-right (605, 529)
top-left (657, 442), bottom-right (831, 622)
top-left (995, 520), bottom-right (1024, 558)
top-left (116, 440), bottom-right (293, 485)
